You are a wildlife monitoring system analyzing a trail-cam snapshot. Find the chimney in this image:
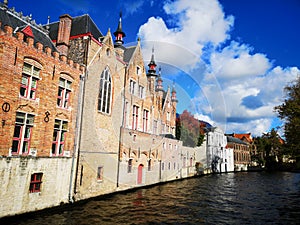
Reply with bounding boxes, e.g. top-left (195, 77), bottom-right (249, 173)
top-left (56, 14), bottom-right (72, 56)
